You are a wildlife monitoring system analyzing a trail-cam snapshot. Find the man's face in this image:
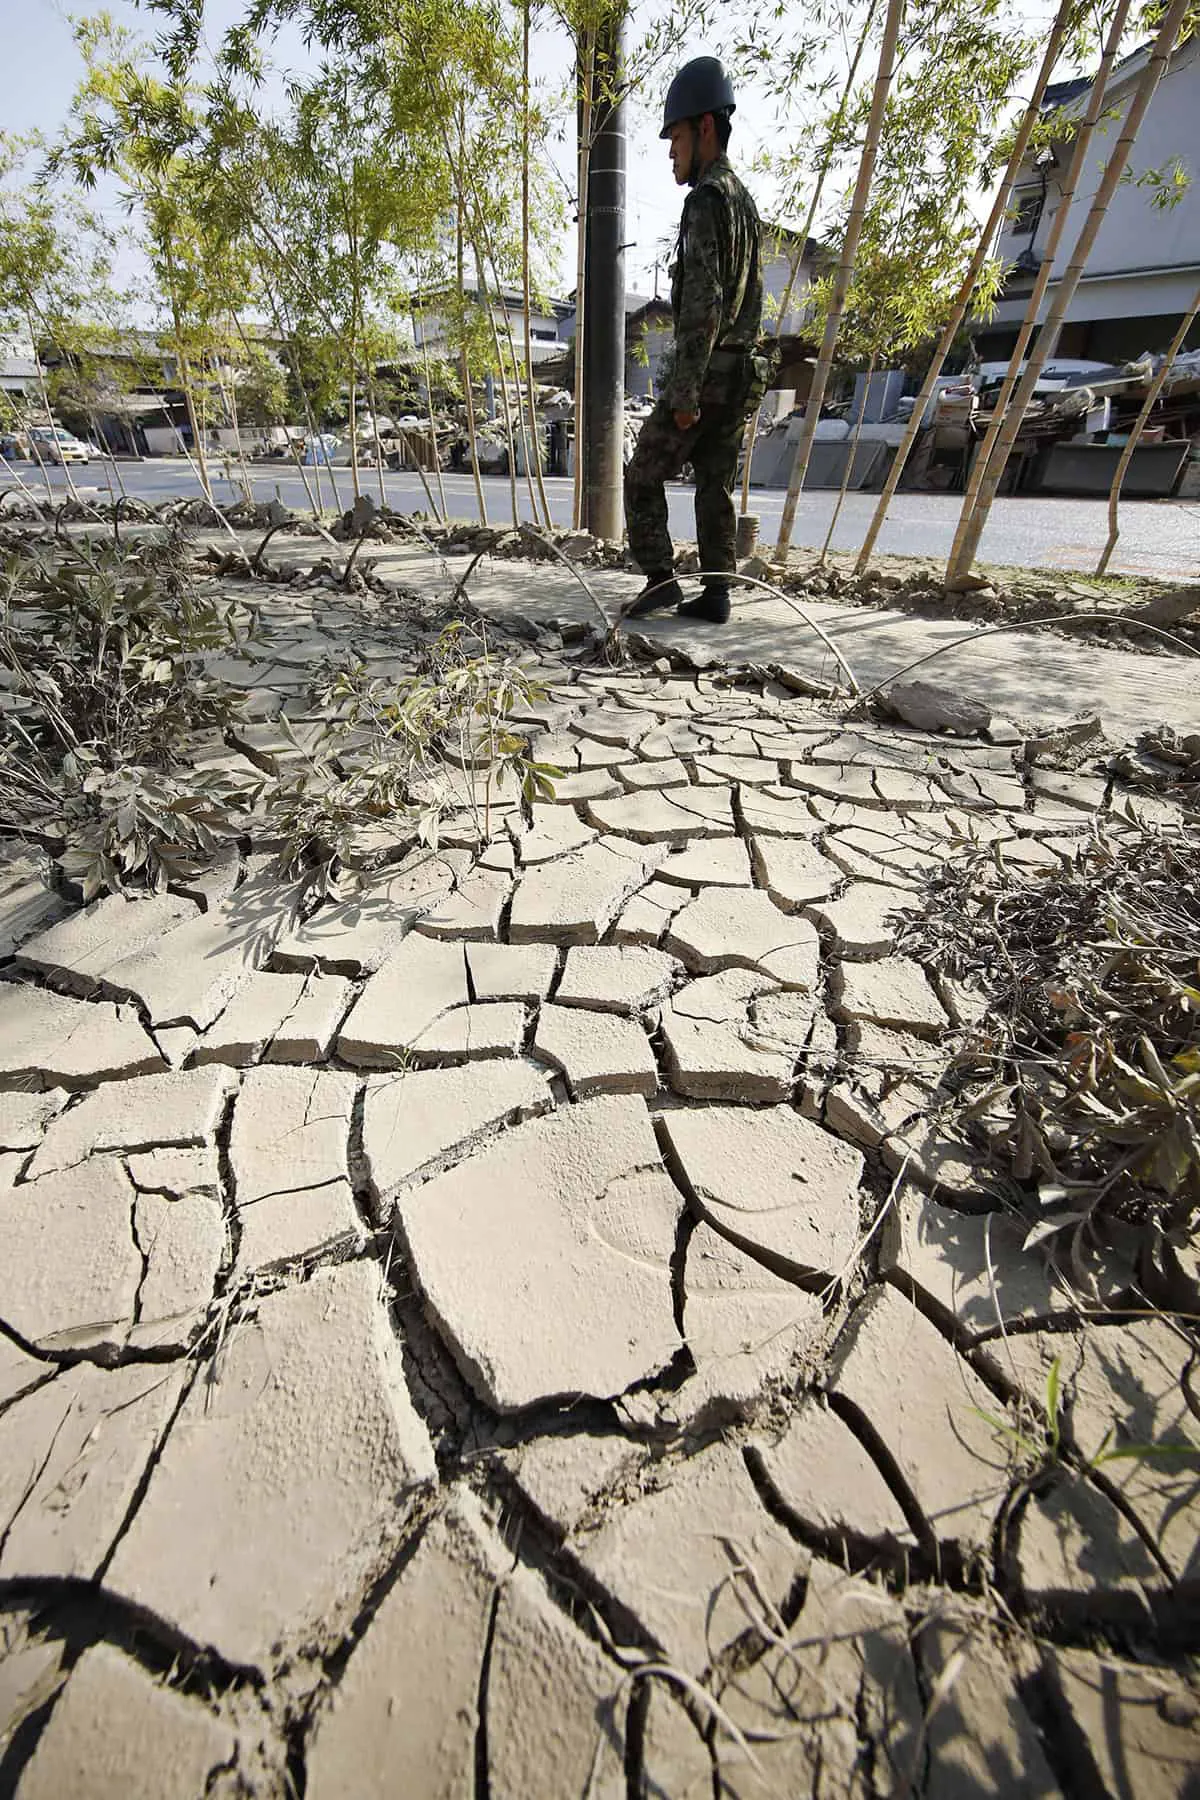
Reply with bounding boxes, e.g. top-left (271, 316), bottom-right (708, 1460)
top-left (668, 121), bottom-right (694, 186)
